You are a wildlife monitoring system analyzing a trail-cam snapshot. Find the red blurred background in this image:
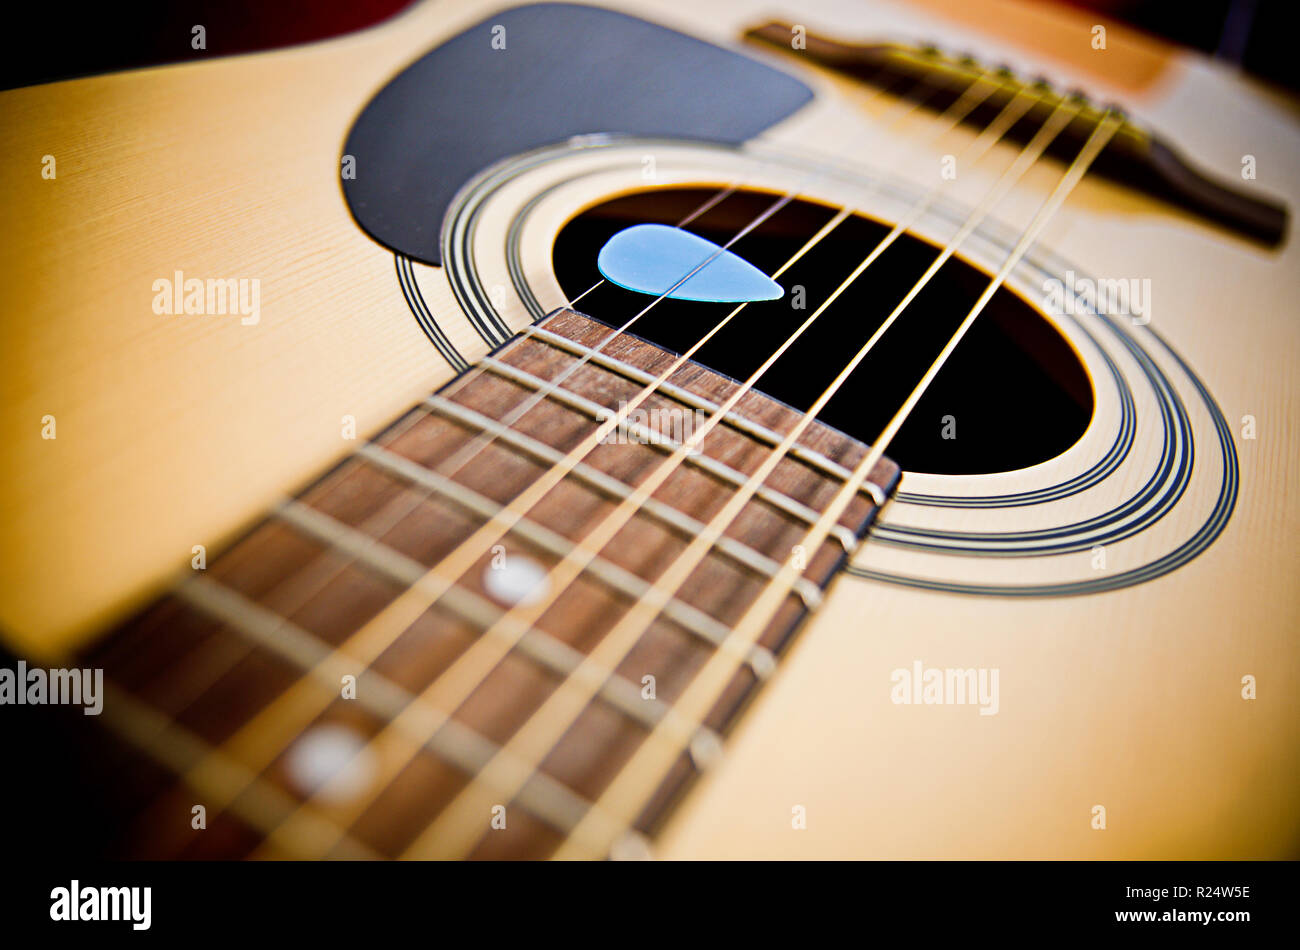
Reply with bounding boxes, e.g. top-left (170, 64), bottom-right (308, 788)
top-left (0, 0), bottom-right (1295, 94)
